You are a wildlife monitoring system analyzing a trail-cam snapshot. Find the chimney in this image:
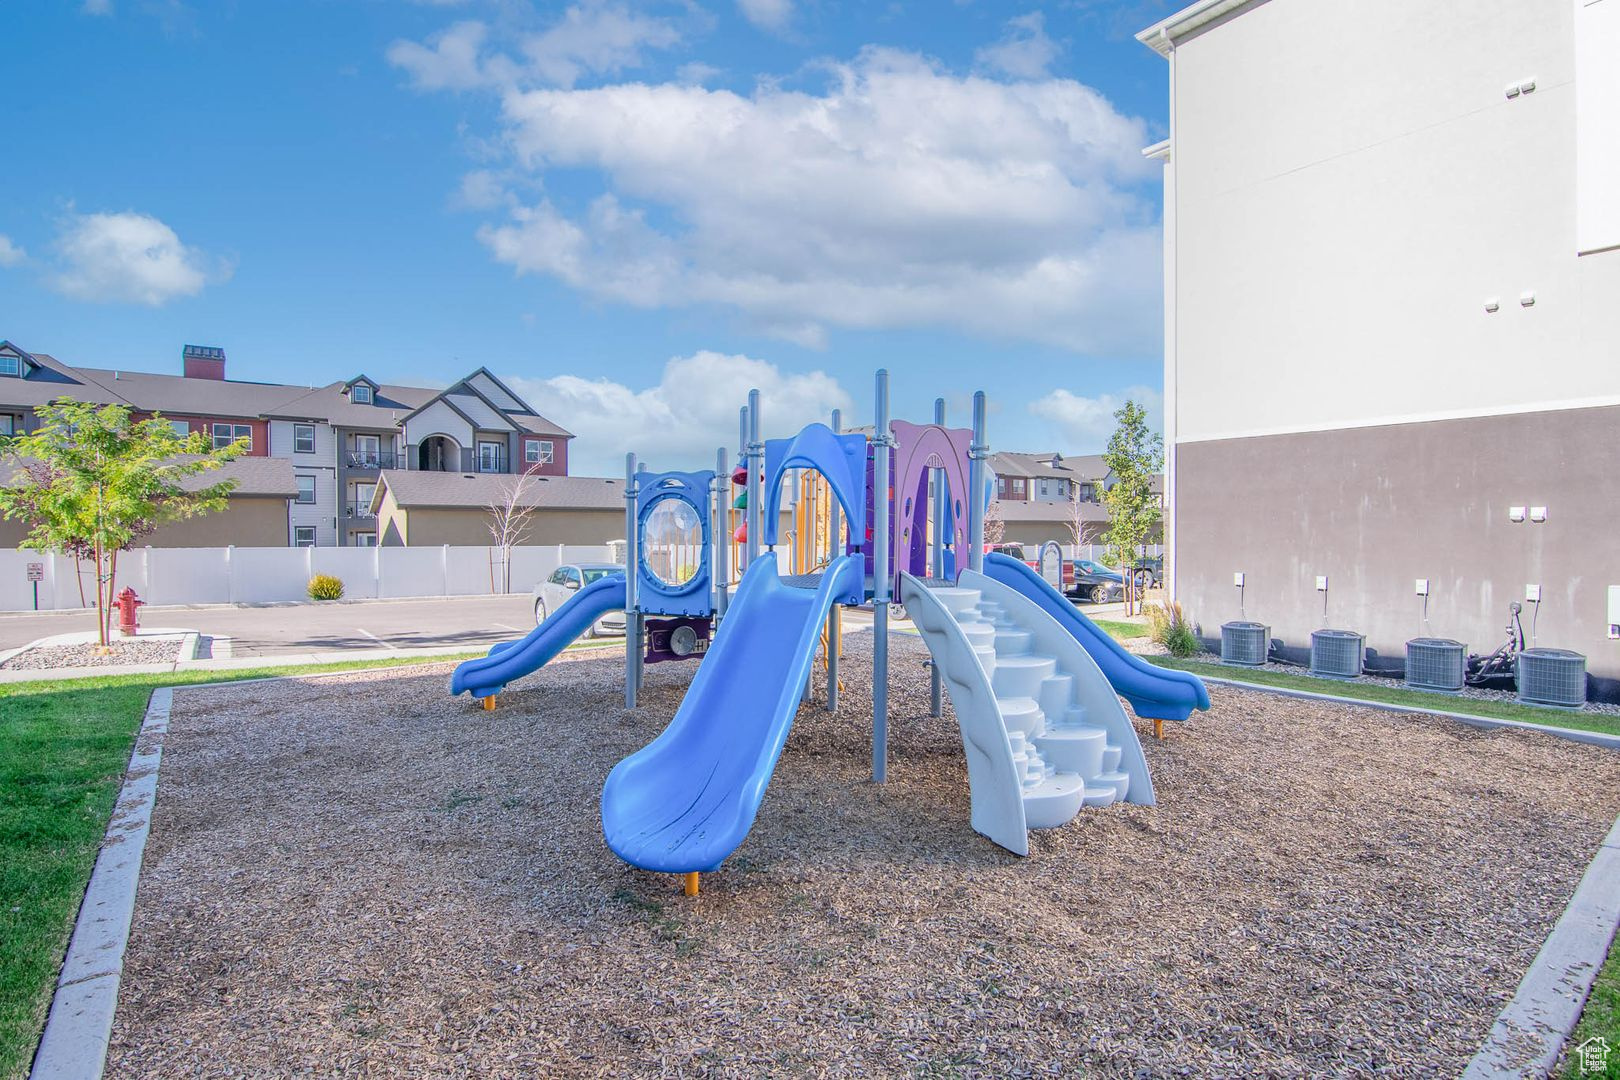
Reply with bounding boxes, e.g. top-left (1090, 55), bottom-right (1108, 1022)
top-left (182, 344), bottom-right (226, 380)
